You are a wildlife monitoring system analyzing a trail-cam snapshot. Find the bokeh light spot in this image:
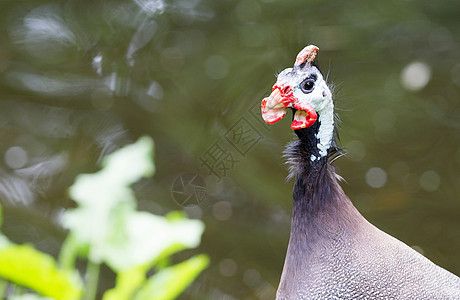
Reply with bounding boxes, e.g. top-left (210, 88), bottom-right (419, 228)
top-left (419, 170), bottom-right (441, 192)
top-left (205, 55), bottom-right (229, 79)
top-left (219, 258), bottom-right (238, 277)
top-left (365, 167), bottom-right (387, 188)
top-left (5, 146), bottom-right (28, 169)
top-left (401, 62), bottom-right (431, 91)
top-left (212, 201), bottom-right (233, 221)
